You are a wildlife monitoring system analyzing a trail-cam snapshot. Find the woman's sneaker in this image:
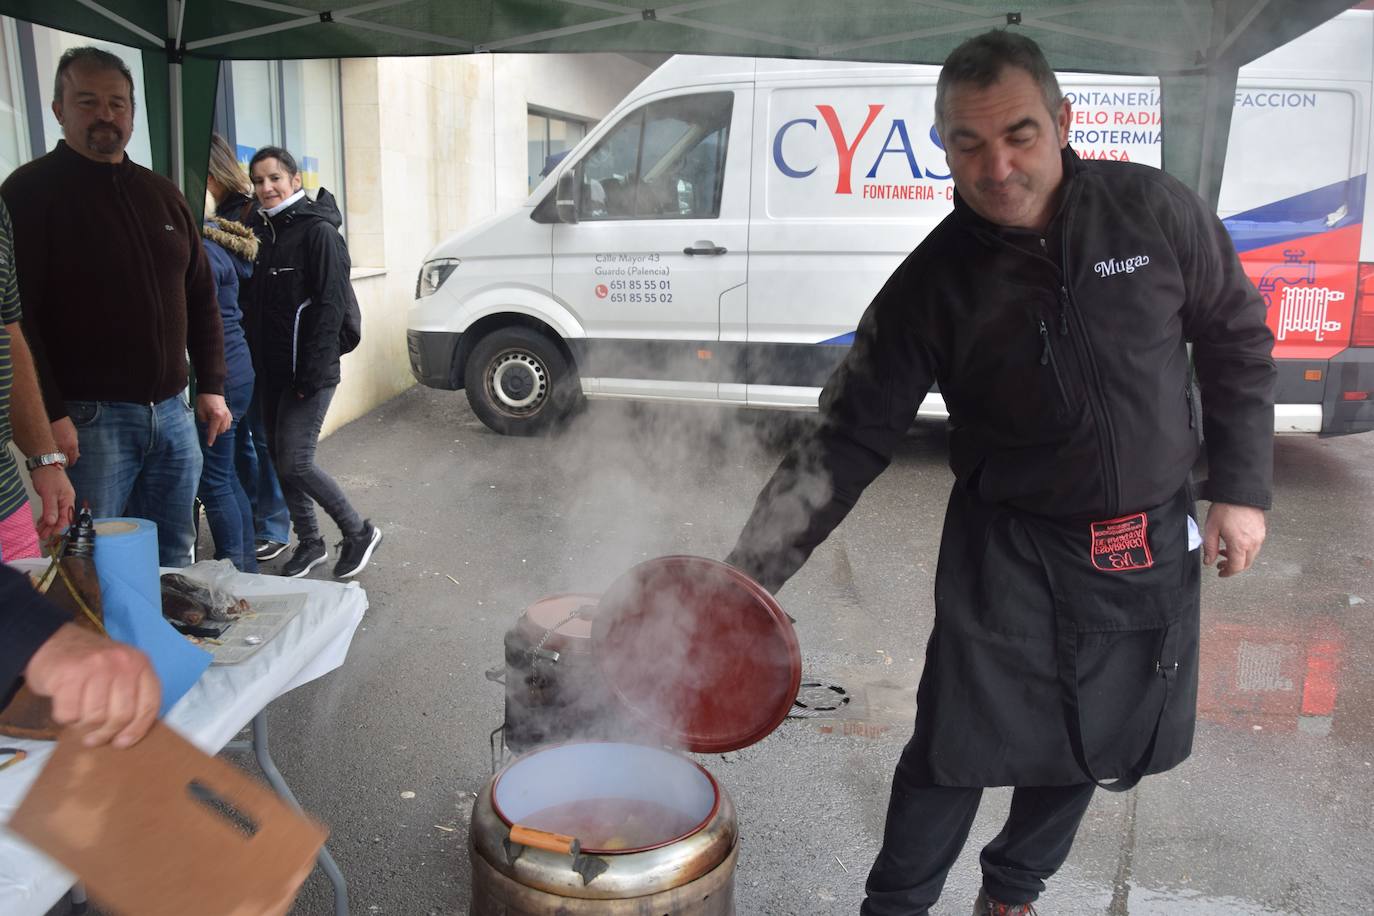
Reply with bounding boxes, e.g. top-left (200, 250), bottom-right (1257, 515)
top-left (334, 521), bottom-right (383, 579)
top-left (255, 538), bottom-right (289, 561)
top-left (282, 538), bottom-right (328, 578)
